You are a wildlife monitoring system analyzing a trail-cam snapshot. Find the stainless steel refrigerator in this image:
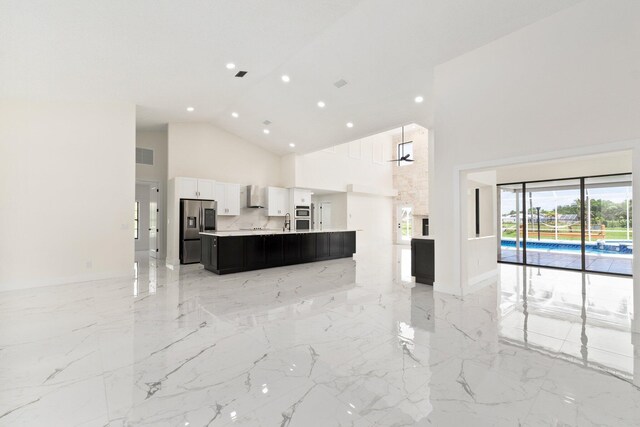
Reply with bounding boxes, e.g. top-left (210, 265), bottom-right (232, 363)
top-left (180, 199), bottom-right (217, 264)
